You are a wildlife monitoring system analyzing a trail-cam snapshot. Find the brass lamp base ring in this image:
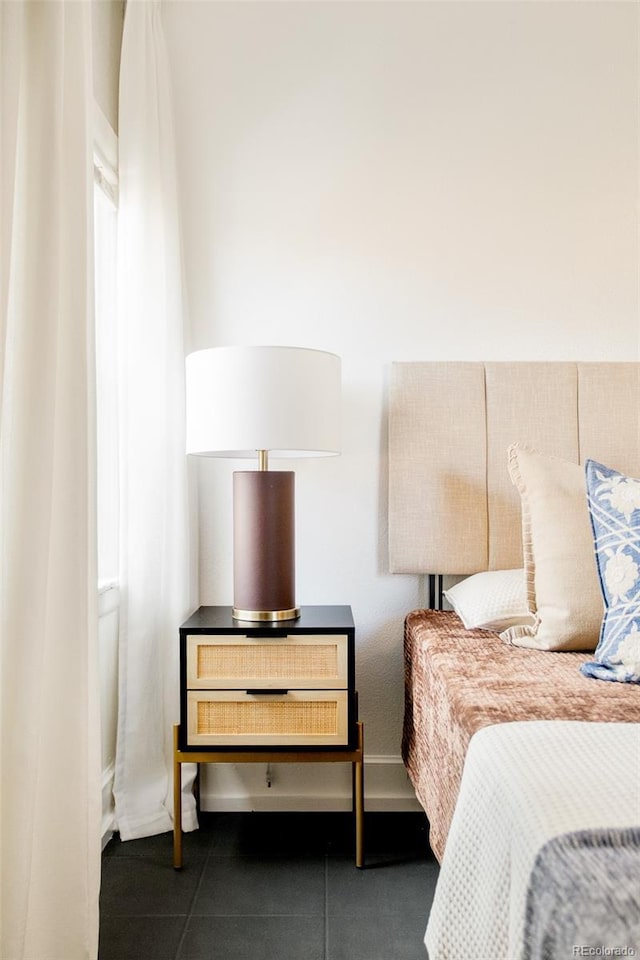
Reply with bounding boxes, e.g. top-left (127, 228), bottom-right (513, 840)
top-left (232, 607), bottom-right (301, 622)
